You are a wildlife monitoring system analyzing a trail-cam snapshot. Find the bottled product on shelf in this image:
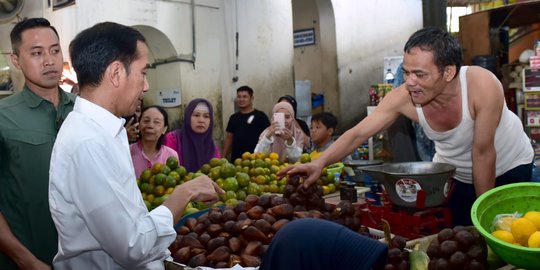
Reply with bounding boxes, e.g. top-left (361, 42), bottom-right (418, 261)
top-left (384, 69), bottom-right (395, 84)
